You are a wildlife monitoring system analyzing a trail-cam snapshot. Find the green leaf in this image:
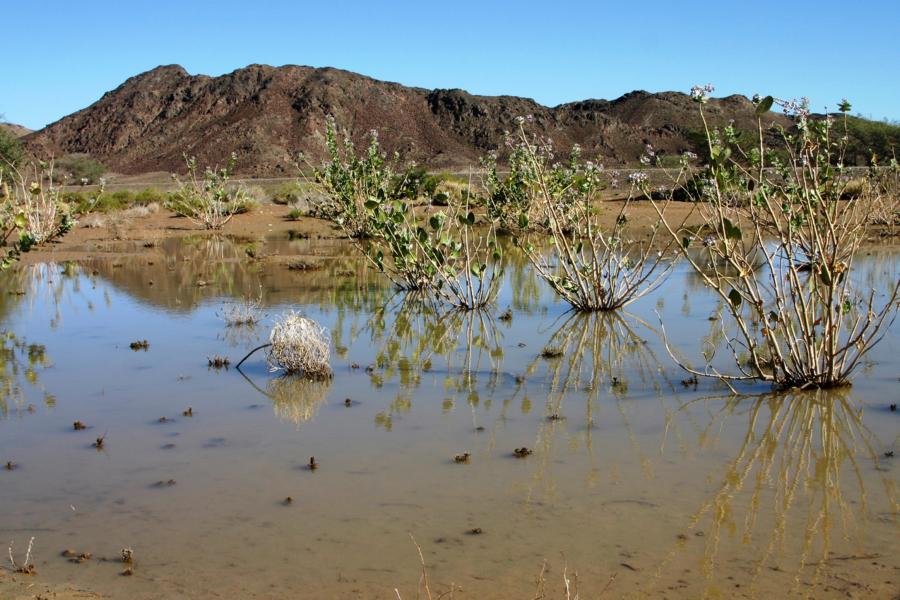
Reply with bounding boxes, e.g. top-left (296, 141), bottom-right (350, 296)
top-left (364, 199), bottom-right (379, 210)
top-left (466, 211), bottom-right (475, 226)
top-left (728, 288), bottom-right (742, 308)
top-left (723, 218), bottom-right (742, 240)
top-left (755, 96), bottom-right (774, 116)
top-left (518, 213), bottom-right (529, 229)
top-left (428, 213), bottom-right (445, 230)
